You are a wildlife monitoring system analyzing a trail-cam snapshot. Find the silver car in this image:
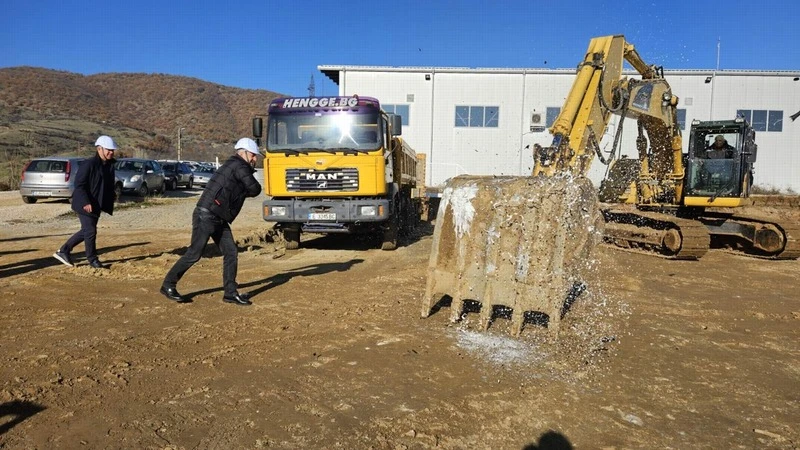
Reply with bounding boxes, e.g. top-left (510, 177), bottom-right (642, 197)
top-left (191, 165), bottom-right (216, 187)
top-left (20, 157), bottom-right (85, 204)
top-left (114, 158), bottom-right (166, 197)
